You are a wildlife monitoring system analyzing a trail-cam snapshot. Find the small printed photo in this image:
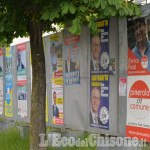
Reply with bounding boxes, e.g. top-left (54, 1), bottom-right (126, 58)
top-left (17, 49), bottom-right (26, 70)
top-left (18, 89), bottom-right (27, 100)
top-left (109, 58), bottom-right (116, 75)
